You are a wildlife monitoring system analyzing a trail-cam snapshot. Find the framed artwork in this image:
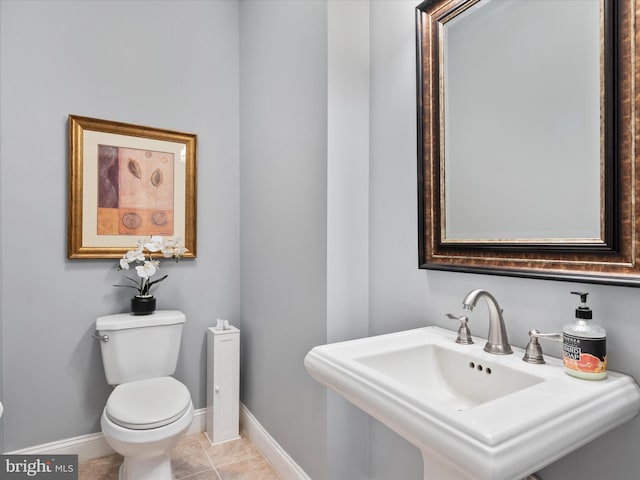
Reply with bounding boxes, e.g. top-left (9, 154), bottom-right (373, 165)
top-left (68, 115), bottom-right (197, 258)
